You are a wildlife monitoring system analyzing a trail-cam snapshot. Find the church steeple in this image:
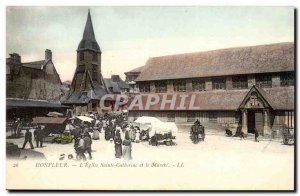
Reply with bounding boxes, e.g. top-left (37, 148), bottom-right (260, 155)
top-left (77, 9), bottom-right (101, 53)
